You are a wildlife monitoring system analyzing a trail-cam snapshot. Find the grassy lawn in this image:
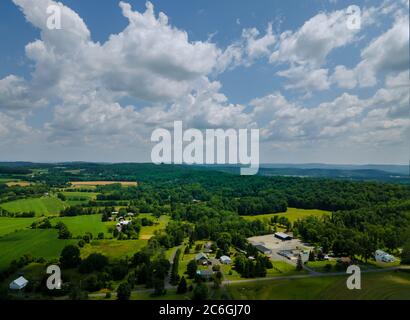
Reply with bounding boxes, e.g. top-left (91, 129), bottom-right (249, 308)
top-left (0, 229), bottom-right (75, 270)
top-left (305, 260), bottom-right (338, 272)
top-left (139, 215), bottom-right (170, 240)
top-left (267, 260), bottom-right (305, 276)
top-left (0, 217), bottom-right (39, 237)
top-left (226, 271), bottom-right (410, 300)
top-left (0, 196), bottom-right (66, 216)
top-left (80, 239), bottom-right (147, 261)
top-left (243, 208), bottom-right (330, 224)
top-left (52, 214), bottom-right (115, 238)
